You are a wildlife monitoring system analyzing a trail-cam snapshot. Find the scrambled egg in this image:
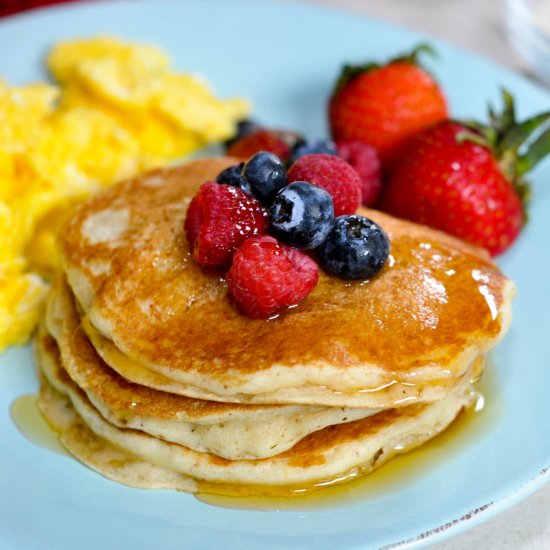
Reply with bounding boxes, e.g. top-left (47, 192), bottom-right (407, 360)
top-left (0, 37), bottom-right (249, 352)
